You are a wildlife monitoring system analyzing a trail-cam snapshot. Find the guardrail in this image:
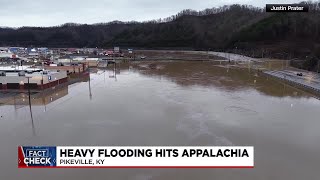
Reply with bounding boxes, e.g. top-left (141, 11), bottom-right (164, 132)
top-left (263, 71), bottom-right (320, 97)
